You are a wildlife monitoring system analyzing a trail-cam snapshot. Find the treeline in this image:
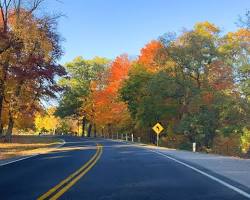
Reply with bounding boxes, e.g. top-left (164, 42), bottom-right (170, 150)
top-left (0, 0), bottom-right (66, 141)
top-left (1, 1), bottom-right (249, 156)
top-left (56, 15), bottom-right (250, 155)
